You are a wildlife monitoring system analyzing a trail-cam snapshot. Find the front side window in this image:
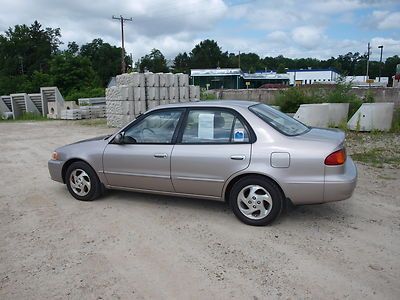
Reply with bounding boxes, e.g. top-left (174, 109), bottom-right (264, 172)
top-left (123, 110), bottom-right (182, 144)
top-left (249, 103), bottom-right (309, 136)
top-left (181, 109), bottom-right (249, 143)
